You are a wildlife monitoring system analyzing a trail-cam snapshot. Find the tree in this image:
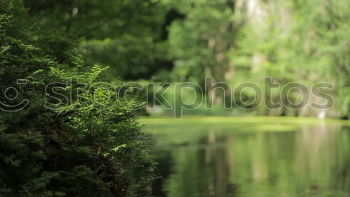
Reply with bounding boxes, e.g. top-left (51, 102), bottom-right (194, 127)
top-left (23, 0), bottom-right (172, 80)
top-left (0, 0), bottom-right (155, 196)
top-left (168, 0), bottom-right (241, 105)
